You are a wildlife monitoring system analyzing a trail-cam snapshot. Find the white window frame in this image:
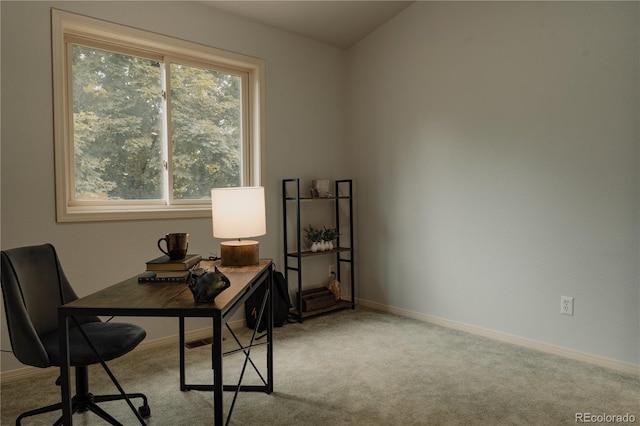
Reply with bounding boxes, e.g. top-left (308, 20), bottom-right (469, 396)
top-left (52, 9), bottom-right (265, 222)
